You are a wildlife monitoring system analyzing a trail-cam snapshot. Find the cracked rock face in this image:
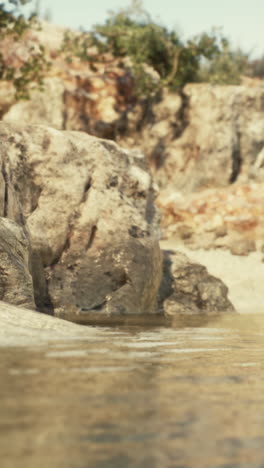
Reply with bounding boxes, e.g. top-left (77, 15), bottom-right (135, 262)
top-left (0, 217), bottom-right (35, 309)
top-left (0, 122), bottom-right (162, 320)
